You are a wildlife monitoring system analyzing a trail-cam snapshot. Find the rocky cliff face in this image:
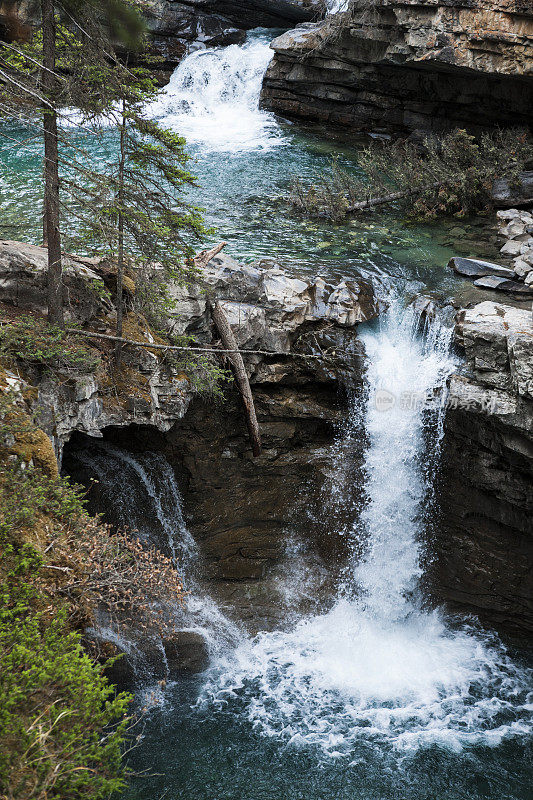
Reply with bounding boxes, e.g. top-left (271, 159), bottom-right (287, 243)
top-left (261, 0), bottom-right (533, 134)
top-left (112, 0), bottom-right (324, 70)
top-left (0, 240), bottom-right (376, 465)
top-left (1, 240), bottom-right (375, 633)
top-left (434, 301), bottom-right (533, 634)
